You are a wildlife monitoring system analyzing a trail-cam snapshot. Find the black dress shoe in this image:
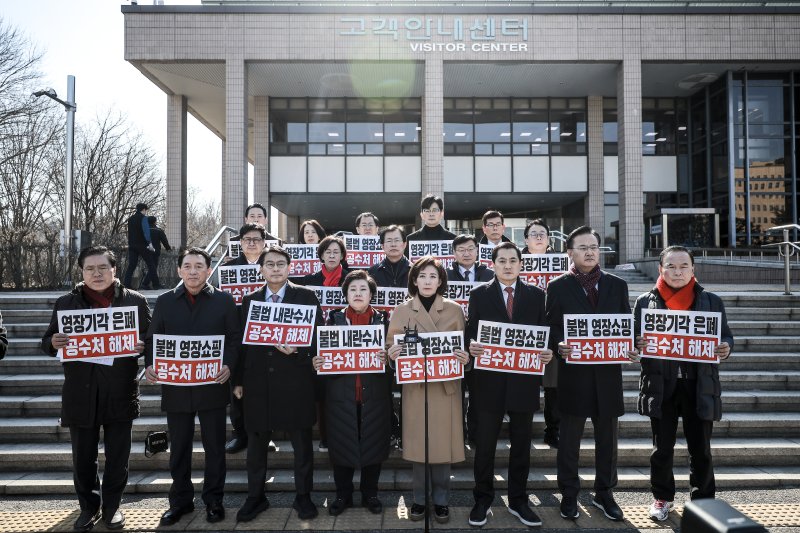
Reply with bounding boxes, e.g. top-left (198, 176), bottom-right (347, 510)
top-left (543, 433), bottom-right (559, 448)
top-left (160, 504), bottom-right (194, 526)
top-left (293, 494), bottom-right (318, 520)
top-left (409, 503), bottom-right (425, 521)
top-left (433, 505), bottom-right (450, 524)
top-left (102, 508), bottom-right (125, 530)
top-left (225, 436), bottom-right (247, 454)
top-left (592, 491), bottom-right (624, 521)
top-left (74, 509), bottom-right (101, 531)
top-left (328, 496), bottom-right (353, 516)
top-left (206, 502), bottom-right (225, 523)
top-left (560, 496), bottom-right (579, 520)
top-left (363, 496), bottom-right (382, 514)
top-left (236, 496), bottom-right (269, 522)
